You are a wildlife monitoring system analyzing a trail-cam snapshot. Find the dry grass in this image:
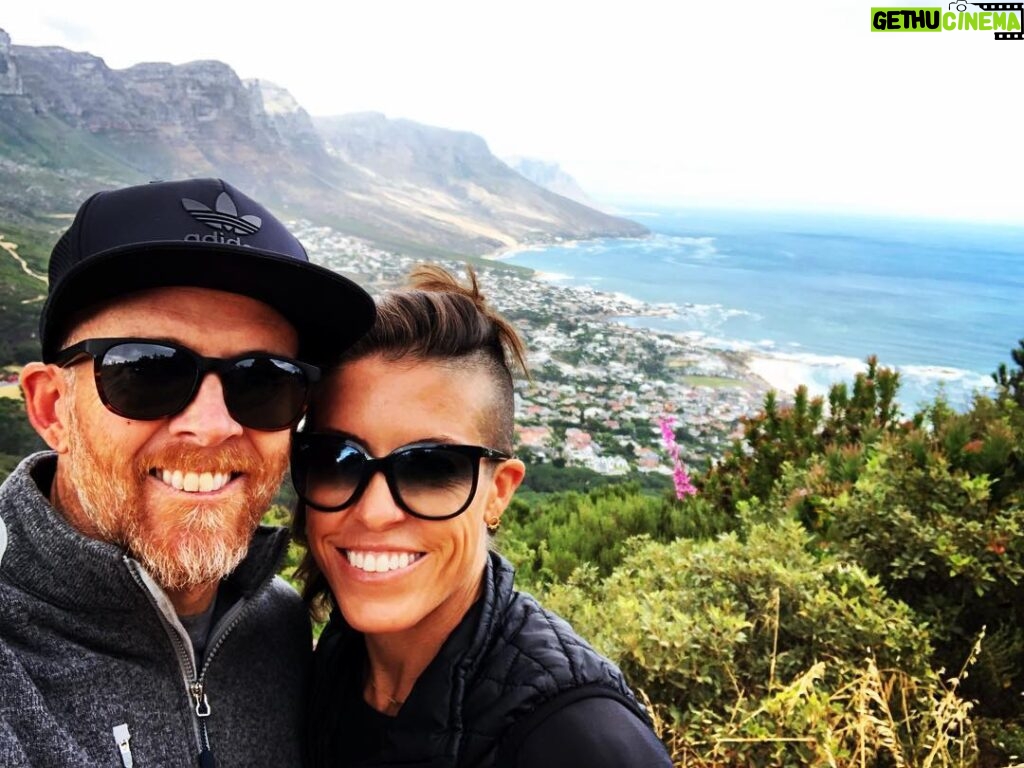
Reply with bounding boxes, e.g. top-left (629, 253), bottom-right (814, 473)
top-left (643, 628), bottom-right (1023, 768)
